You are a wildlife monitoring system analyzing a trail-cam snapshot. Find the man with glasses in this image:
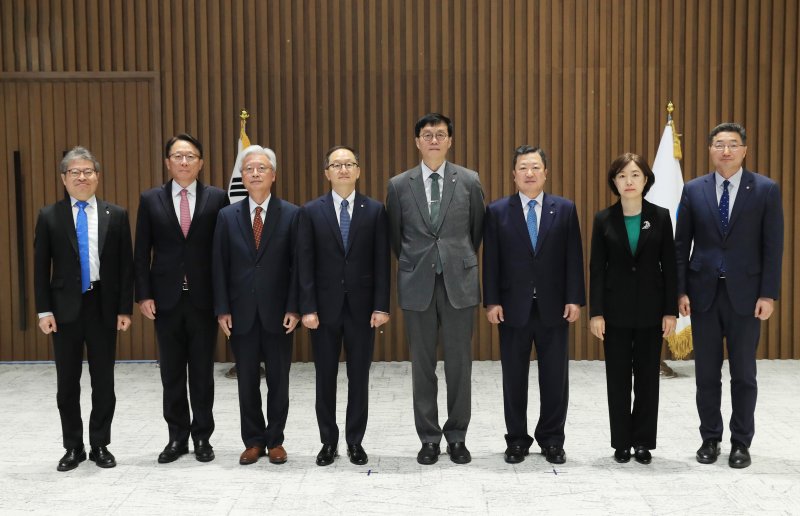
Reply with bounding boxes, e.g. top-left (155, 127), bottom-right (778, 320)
top-left (386, 113), bottom-right (485, 465)
top-left (212, 145), bottom-right (300, 466)
top-left (297, 145), bottom-right (390, 466)
top-left (134, 134), bottom-right (229, 464)
top-left (35, 146), bottom-right (133, 471)
top-left (675, 123), bottom-right (784, 468)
